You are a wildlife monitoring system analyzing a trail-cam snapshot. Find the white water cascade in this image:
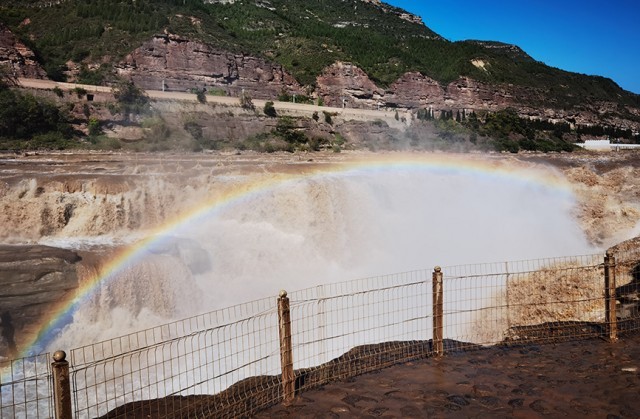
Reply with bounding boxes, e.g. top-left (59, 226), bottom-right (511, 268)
top-left (45, 162), bottom-right (594, 350)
